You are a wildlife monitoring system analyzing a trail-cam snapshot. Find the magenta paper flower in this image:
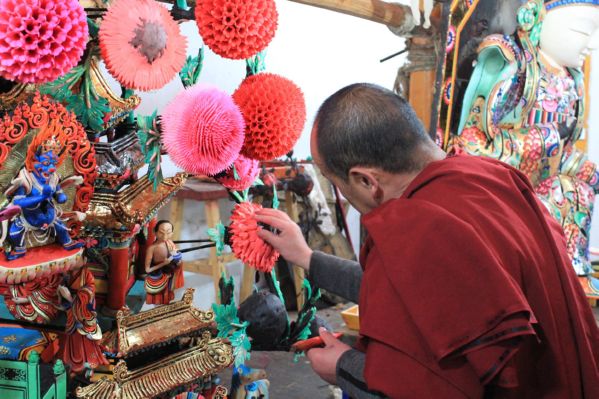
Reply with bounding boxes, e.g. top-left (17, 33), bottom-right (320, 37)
top-left (0, 0), bottom-right (88, 83)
